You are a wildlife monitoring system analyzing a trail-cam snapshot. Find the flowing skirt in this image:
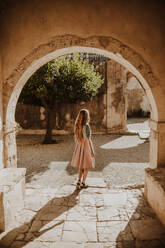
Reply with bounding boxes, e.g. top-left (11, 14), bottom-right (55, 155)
top-left (71, 139), bottom-right (95, 169)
